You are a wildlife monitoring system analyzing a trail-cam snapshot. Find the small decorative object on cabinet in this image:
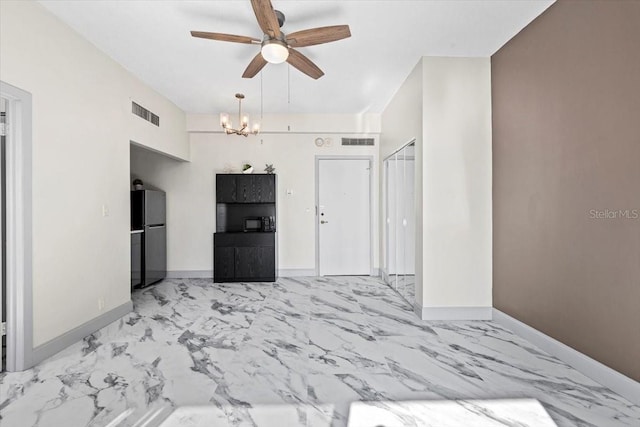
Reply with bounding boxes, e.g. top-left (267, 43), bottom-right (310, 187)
top-left (264, 164), bottom-right (275, 174)
top-left (132, 178), bottom-right (144, 190)
top-left (242, 163), bottom-right (254, 174)
top-left (214, 173), bottom-right (277, 282)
